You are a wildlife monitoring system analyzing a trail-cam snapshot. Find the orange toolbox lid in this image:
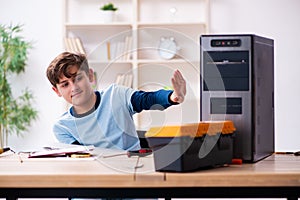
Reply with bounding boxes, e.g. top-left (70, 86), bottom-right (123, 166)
top-left (145, 120), bottom-right (236, 138)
